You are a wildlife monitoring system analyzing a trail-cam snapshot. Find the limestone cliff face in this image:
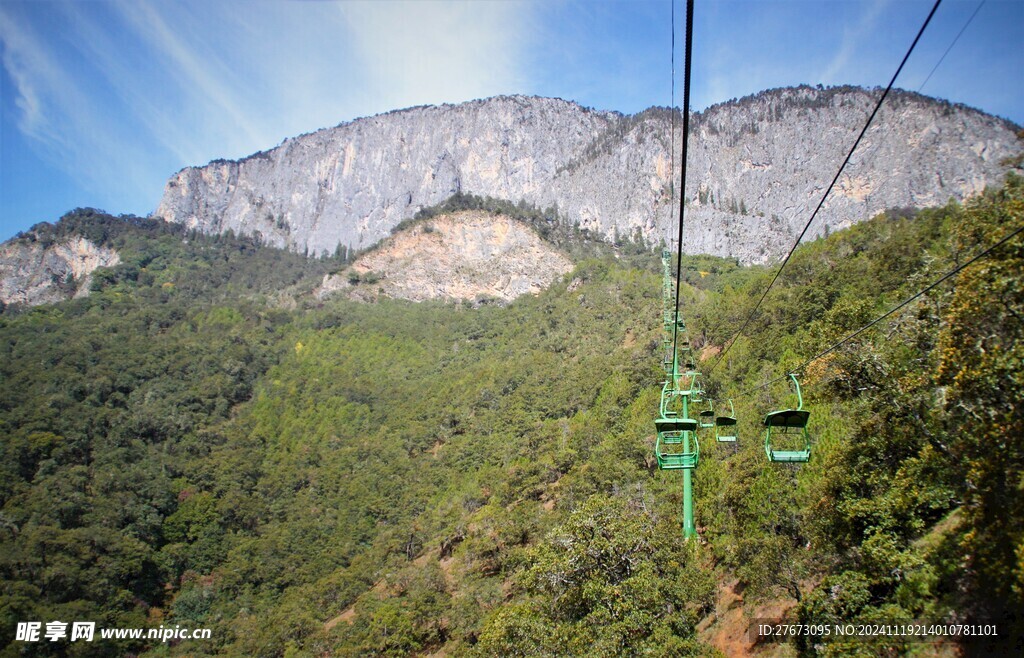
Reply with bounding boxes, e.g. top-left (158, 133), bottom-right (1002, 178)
top-left (157, 97), bottom-right (615, 257)
top-left (155, 87), bottom-right (1022, 264)
top-left (316, 211), bottom-right (572, 303)
top-left (0, 237), bottom-right (120, 306)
